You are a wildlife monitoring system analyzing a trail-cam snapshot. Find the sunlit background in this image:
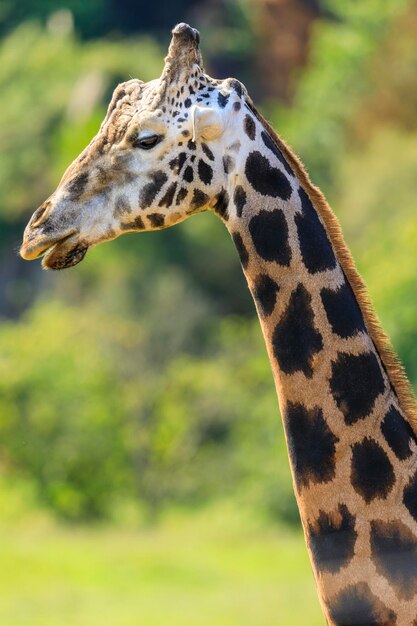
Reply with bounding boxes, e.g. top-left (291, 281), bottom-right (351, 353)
top-left (0, 1), bottom-right (416, 624)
